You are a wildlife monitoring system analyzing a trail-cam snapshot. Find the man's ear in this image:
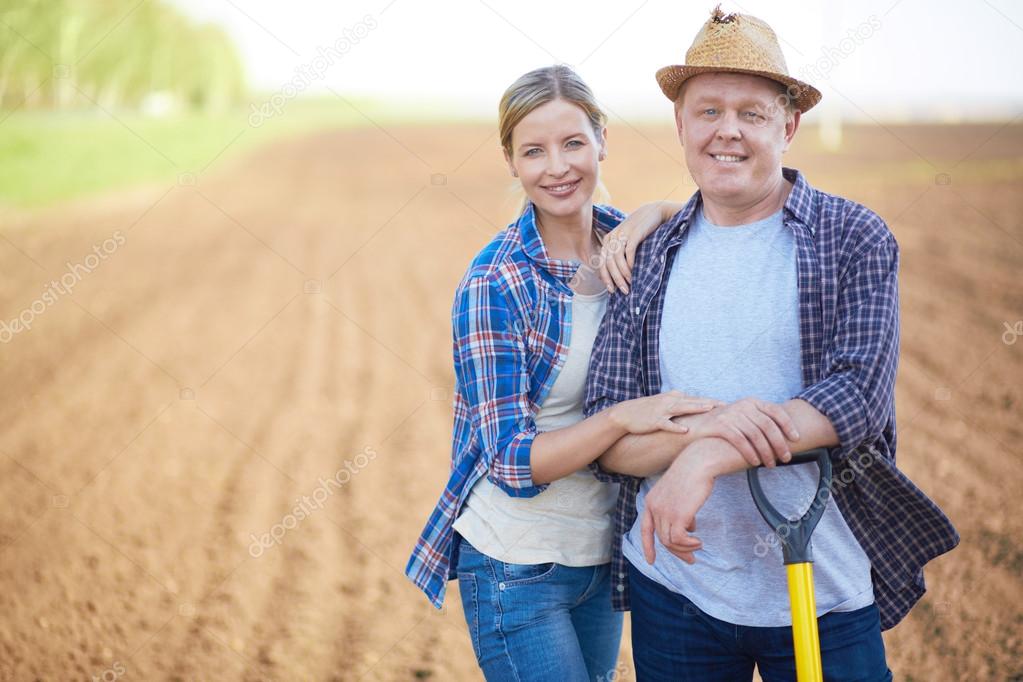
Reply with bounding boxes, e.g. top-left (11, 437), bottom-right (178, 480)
top-left (598, 126), bottom-right (608, 161)
top-left (782, 110), bottom-right (801, 152)
top-left (674, 101), bottom-right (686, 147)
